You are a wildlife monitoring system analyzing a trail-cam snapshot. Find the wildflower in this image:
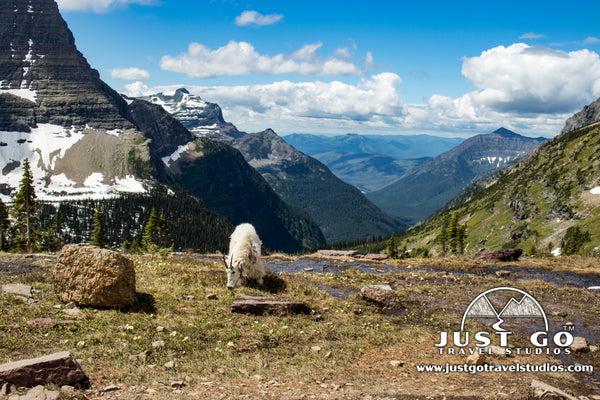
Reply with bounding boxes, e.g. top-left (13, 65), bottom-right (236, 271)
top-left (170, 331), bottom-right (178, 337)
top-left (133, 336), bottom-right (142, 341)
top-left (76, 341), bottom-right (85, 347)
top-left (125, 324), bottom-right (134, 330)
top-left (227, 341), bottom-right (235, 348)
top-left (183, 336), bottom-right (190, 341)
